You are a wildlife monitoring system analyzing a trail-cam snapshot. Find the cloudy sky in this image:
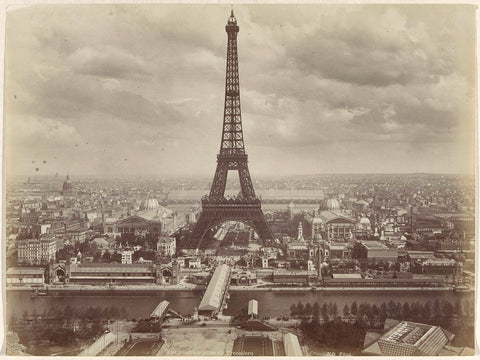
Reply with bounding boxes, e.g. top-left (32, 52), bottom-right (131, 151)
top-left (5, 4), bottom-right (476, 177)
